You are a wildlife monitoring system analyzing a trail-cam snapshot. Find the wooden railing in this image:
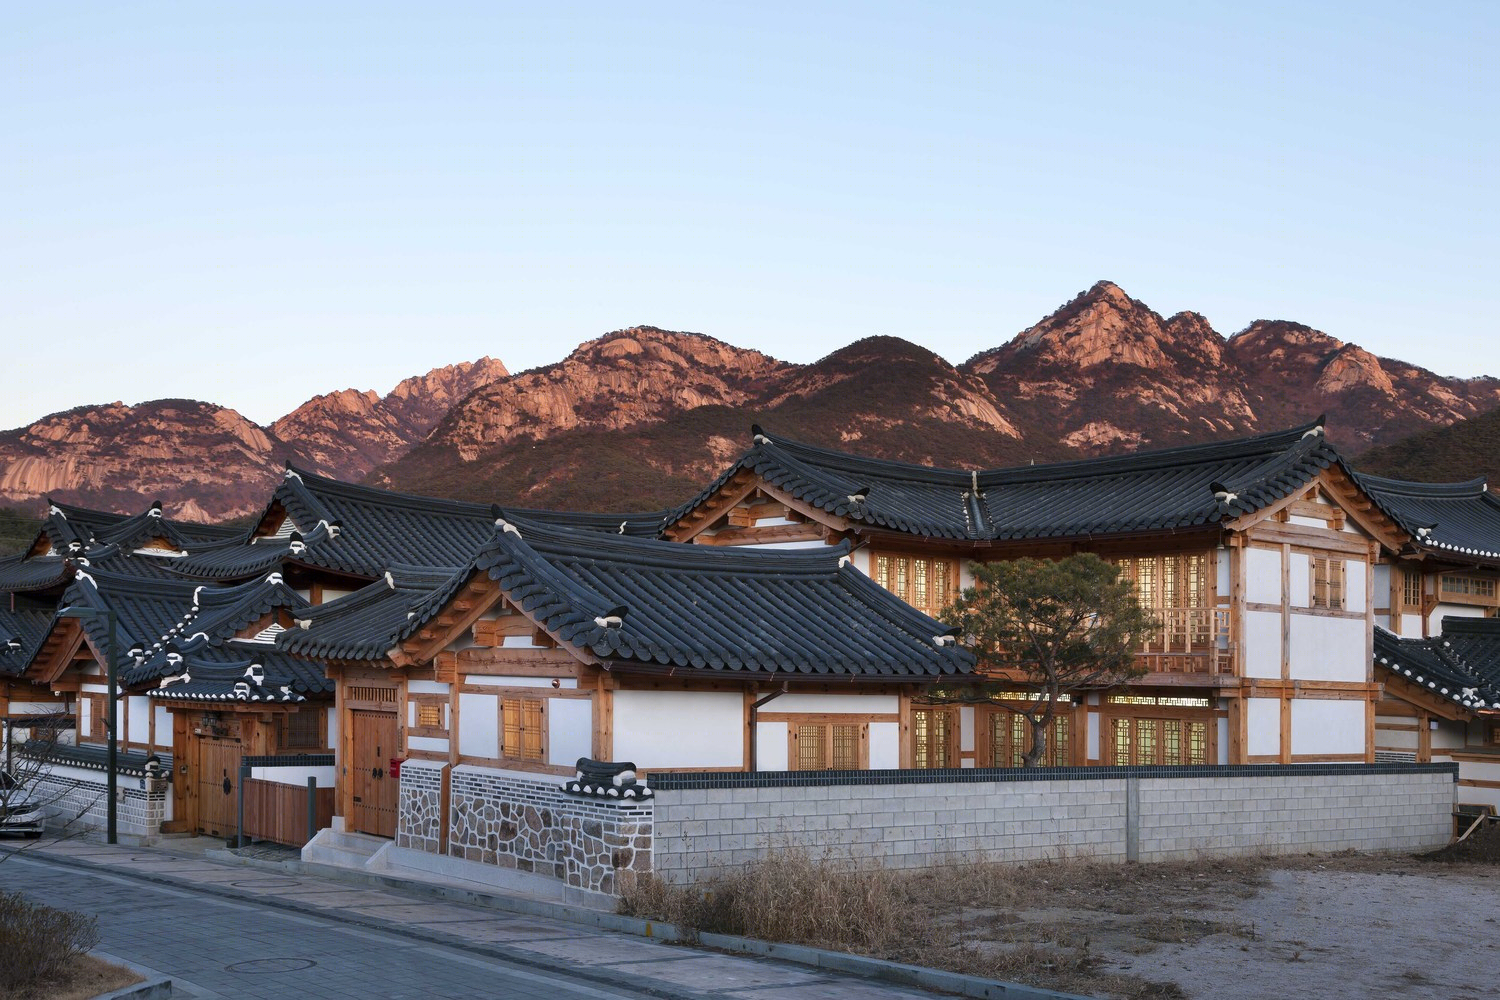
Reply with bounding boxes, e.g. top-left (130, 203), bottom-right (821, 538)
top-left (1135, 608), bottom-right (1232, 675)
